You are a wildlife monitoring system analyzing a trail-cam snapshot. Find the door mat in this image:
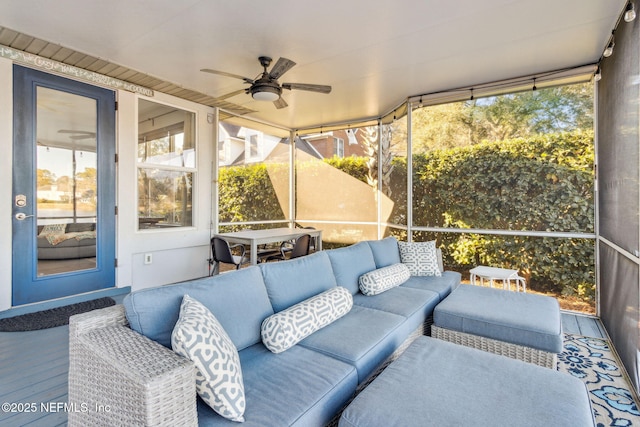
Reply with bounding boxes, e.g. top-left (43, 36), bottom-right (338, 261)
top-left (0, 297), bottom-right (115, 332)
top-left (558, 333), bottom-right (640, 426)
